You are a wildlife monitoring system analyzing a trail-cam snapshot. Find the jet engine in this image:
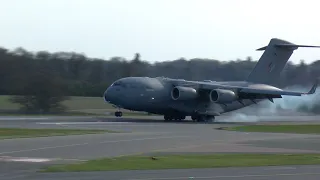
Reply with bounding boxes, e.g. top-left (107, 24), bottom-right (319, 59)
top-left (171, 86), bottom-right (198, 100)
top-left (209, 89), bottom-right (238, 103)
